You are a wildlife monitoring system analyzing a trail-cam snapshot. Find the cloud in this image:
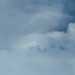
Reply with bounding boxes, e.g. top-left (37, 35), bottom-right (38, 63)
top-left (11, 23), bottom-right (75, 55)
top-left (0, 0), bottom-right (75, 75)
top-left (3, 23), bottom-right (74, 75)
